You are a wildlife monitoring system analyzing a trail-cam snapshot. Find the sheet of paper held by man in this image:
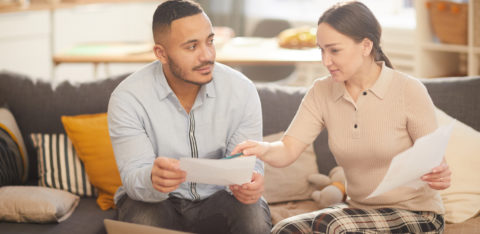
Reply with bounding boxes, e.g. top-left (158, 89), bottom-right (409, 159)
top-left (179, 156), bottom-right (256, 186)
top-left (367, 120), bottom-right (455, 199)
